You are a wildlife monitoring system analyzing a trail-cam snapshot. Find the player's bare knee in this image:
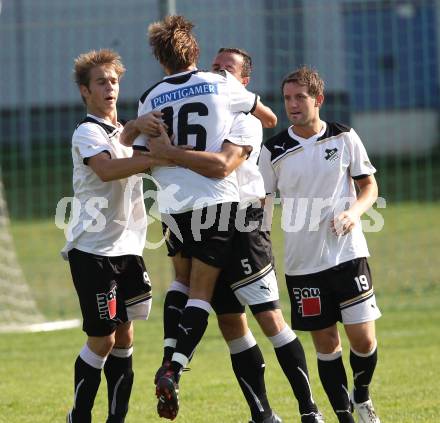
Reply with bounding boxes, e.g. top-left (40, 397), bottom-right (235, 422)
top-left (190, 259), bottom-right (221, 299)
top-left (175, 274), bottom-right (190, 285)
top-left (172, 254), bottom-right (191, 284)
top-left (87, 334), bottom-right (115, 357)
top-left (173, 266), bottom-right (190, 284)
top-left (255, 309), bottom-right (285, 337)
top-left (311, 326), bottom-right (341, 353)
top-left (345, 321), bottom-right (376, 353)
top-left (174, 266), bottom-right (190, 285)
top-left (217, 313), bottom-right (248, 341)
top-left (114, 322), bottom-right (134, 348)
top-left (350, 335), bottom-right (376, 354)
